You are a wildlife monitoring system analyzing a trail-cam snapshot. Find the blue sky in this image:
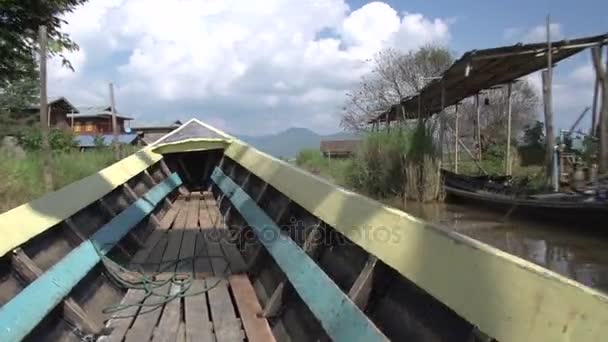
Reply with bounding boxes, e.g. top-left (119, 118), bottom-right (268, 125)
top-left (47, 0), bottom-right (607, 136)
